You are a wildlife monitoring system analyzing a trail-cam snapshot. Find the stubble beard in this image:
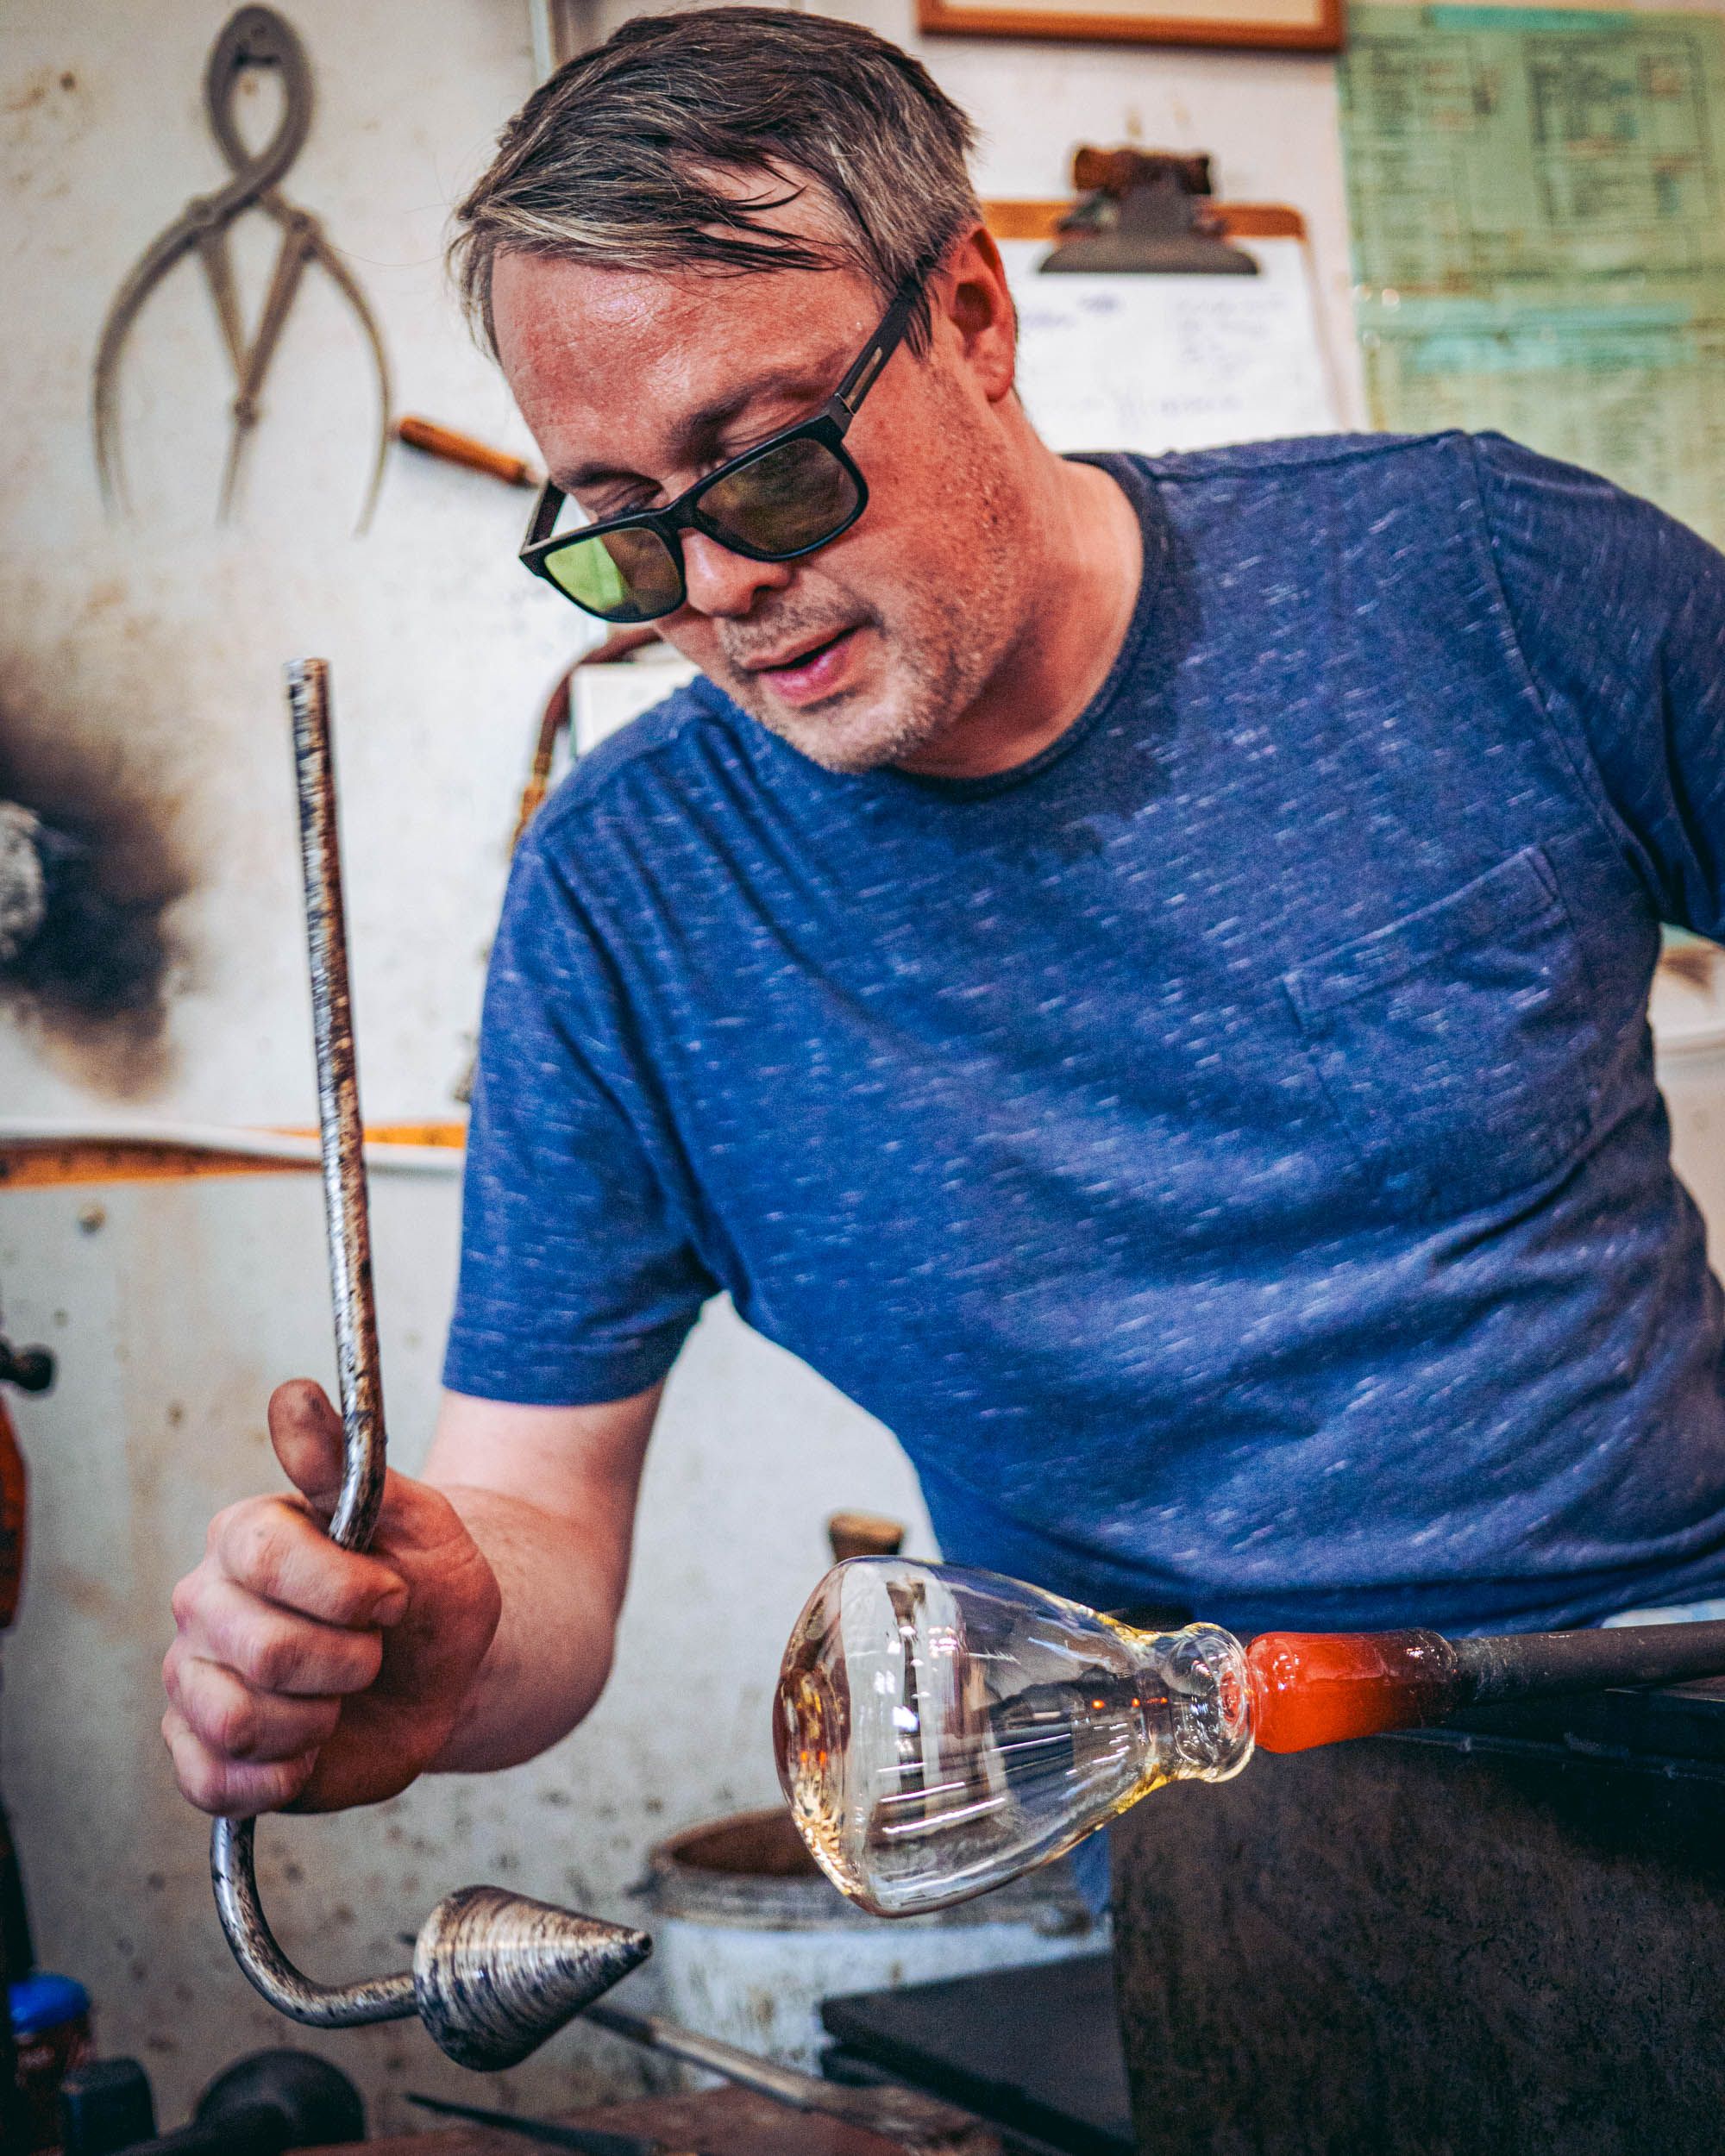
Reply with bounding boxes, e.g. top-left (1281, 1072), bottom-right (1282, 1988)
top-left (711, 597), bottom-right (988, 775)
top-left (708, 404), bottom-right (1026, 776)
